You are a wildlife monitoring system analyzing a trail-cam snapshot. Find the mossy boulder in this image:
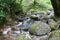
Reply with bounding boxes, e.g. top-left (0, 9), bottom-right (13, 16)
top-left (49, 30), bottom-right (60, 40)
top-left (48, 19), bottom-right (58, 30)
top-left (29, 21), bottom-right (51, 35)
